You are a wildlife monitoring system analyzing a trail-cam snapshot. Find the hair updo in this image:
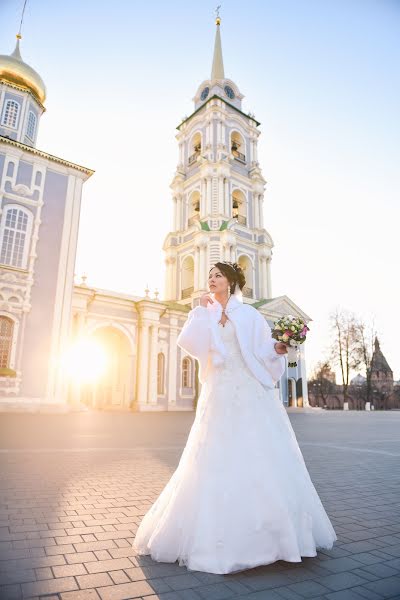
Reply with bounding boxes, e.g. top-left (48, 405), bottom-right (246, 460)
top-left (211, 261), bottom-right (246, 294)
